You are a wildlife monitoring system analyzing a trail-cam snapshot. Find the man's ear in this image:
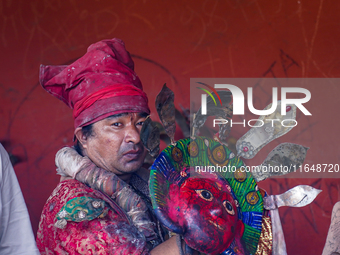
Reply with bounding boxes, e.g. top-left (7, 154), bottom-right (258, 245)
top-left (74, 127), bottom-right (88, 149)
